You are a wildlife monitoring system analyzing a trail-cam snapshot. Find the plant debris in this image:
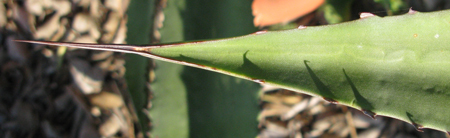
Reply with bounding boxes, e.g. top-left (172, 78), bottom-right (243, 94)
top-left (0, 0), bottom-right (143, 137)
